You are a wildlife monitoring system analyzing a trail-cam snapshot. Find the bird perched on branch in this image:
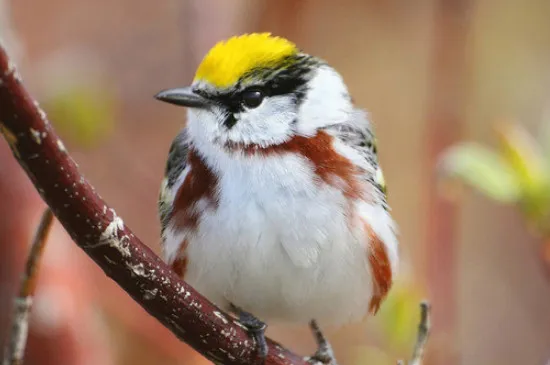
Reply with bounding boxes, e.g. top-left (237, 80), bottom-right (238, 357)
top-left (155, 33), bottom-right (398, 363)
